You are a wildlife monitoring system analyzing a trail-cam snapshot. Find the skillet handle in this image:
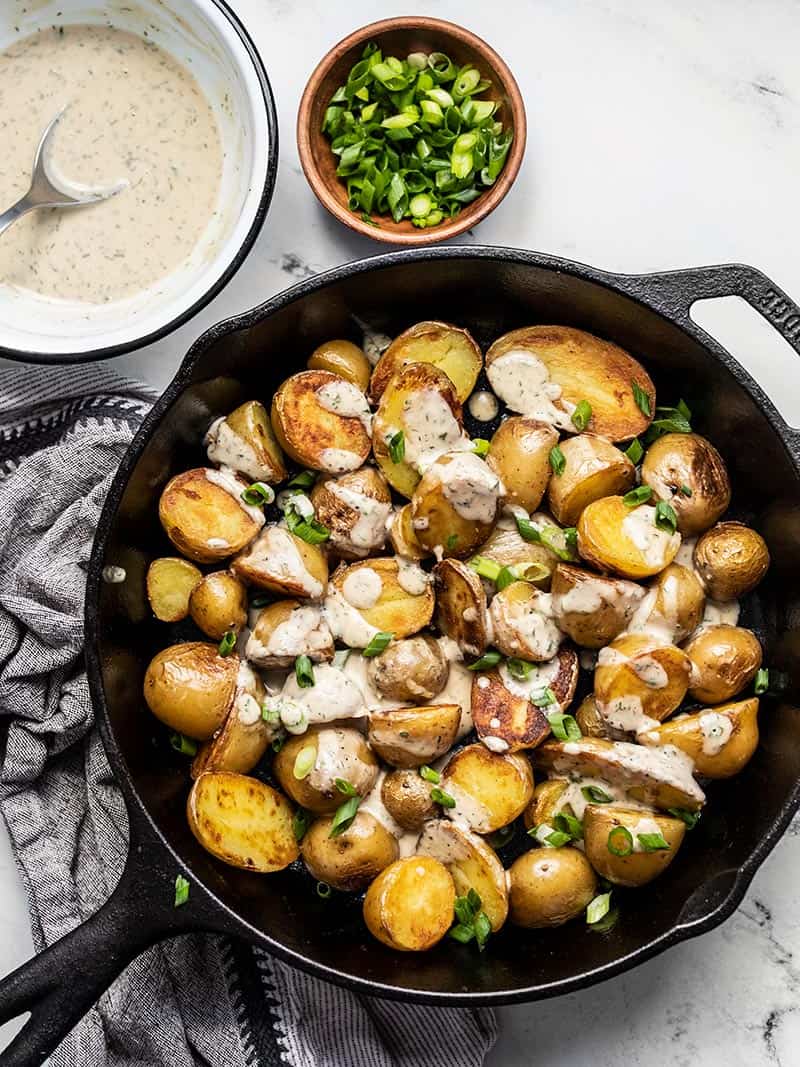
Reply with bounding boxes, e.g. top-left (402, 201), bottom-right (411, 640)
top-left (616, 262), bottom-right (800, 358)
top-left (0, 817), bottom-right (217, 1067)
